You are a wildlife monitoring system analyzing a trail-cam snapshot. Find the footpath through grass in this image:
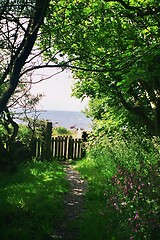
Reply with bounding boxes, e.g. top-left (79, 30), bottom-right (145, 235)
top-left (0, 160), bottom-right (68, 240)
